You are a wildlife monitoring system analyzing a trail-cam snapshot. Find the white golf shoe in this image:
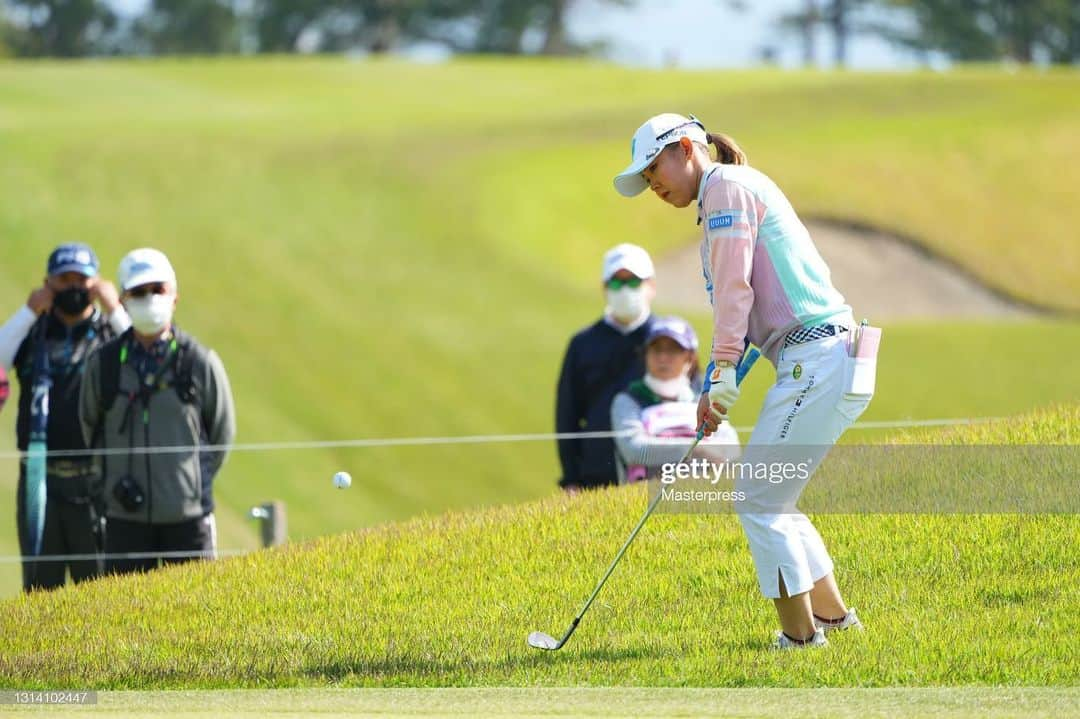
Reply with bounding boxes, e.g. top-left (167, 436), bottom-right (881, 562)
top-left (772, 628), bottom-right (828, 650)
top-left (815, 608), bottom-right (863, 634)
